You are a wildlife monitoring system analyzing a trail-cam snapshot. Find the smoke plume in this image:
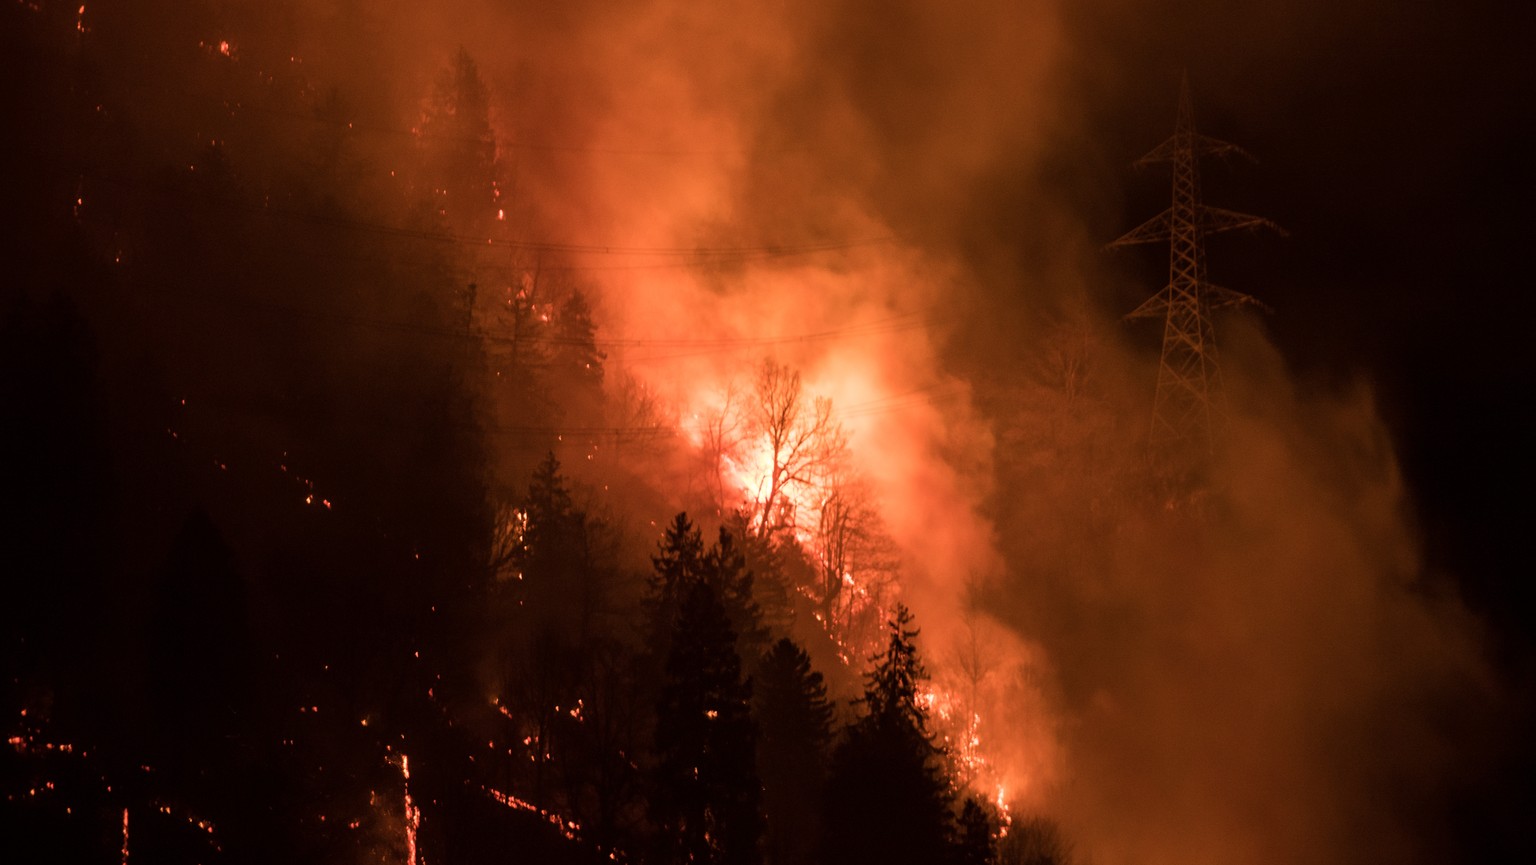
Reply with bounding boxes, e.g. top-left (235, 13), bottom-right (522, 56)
top-left (57, 0), bottom-right (1507, 861)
